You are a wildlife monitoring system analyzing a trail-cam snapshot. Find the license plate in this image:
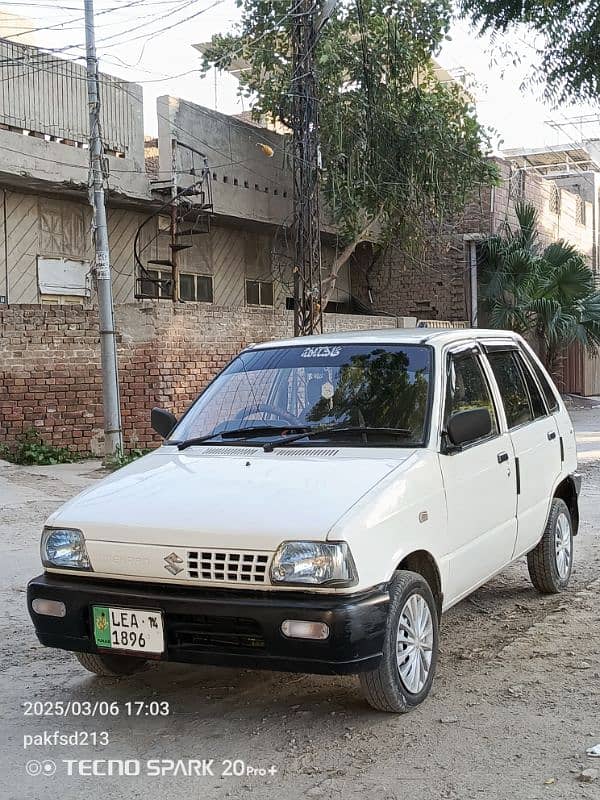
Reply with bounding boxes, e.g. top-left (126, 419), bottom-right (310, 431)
top-left (92, 606), bottom-right (164, 654)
